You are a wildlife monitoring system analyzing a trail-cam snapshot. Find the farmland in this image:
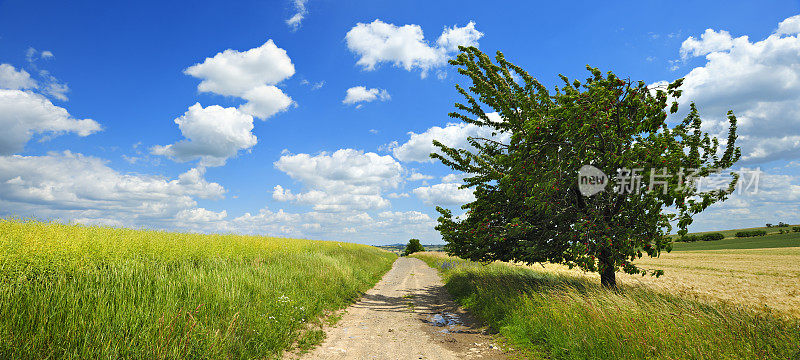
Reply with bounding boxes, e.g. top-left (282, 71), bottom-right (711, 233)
top-left (512, 245), bottom-right (800, 317)
top-left (621, 247), bottom-right (800, 316)
top-left (672, 231), bottom-right (800, 251)
top-left (672, 224), bottom-right (798, 240)
top-left (0, 219), bottom-right (396, 359)
top-left (3, 219), bottom-right (799, 360)
top-left (413, 251), bottom-right (800, 359)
